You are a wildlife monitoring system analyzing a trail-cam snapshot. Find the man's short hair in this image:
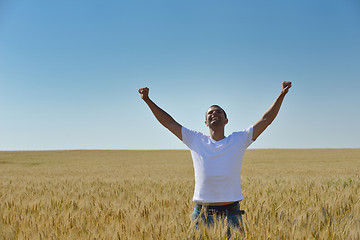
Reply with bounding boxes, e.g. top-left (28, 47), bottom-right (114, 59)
top-left (206, 105), bottom-right (227, 119)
